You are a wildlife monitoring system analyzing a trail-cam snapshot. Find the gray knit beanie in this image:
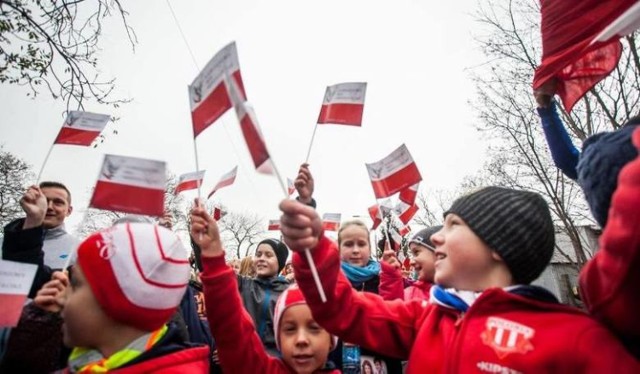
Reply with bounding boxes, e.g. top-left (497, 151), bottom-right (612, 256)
top-left (444, 187), bottom-right (555, 284)
top-left (408, 226), bottom-right (442, 251)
